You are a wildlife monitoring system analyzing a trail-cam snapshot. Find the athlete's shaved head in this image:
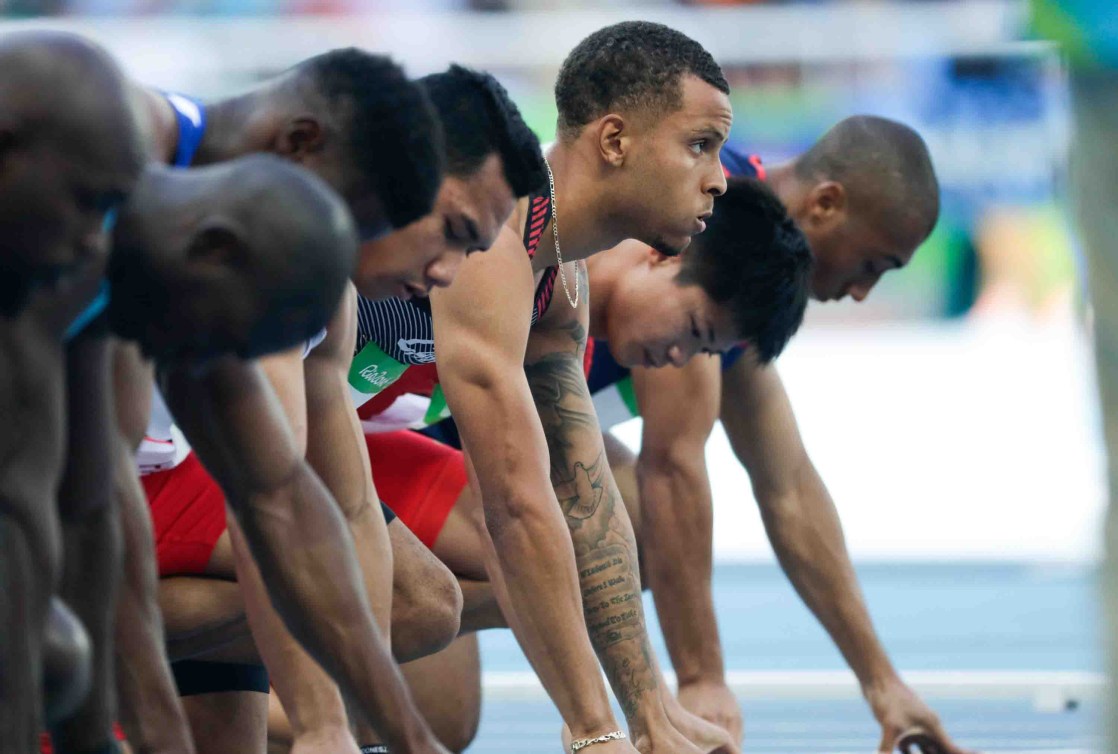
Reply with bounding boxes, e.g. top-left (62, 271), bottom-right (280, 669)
top-left (0, 32), bottom-right (139, 159)
top-left (420, 65), bottom-right (545, 197)
top-left (0, 31), bottom-right (143, 316)
top-left (677, 177), bottom-right (812, 363)
top-left (795, 115), bottom-right (939, 248)
top-left (555, 21), bottom-right (728, 139)
top-left (284, 48), bottom-right (445, 233)
top-left (778, 116), bottom-right (940, 302)
top-left (109, 155), bottom-right (356, 363)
